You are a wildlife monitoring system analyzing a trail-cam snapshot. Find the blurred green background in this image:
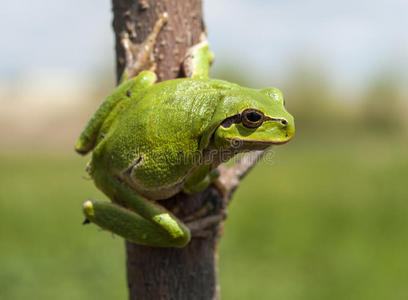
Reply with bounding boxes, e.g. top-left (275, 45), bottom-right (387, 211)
top-left (1, 1), bottom-right (408, 299)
